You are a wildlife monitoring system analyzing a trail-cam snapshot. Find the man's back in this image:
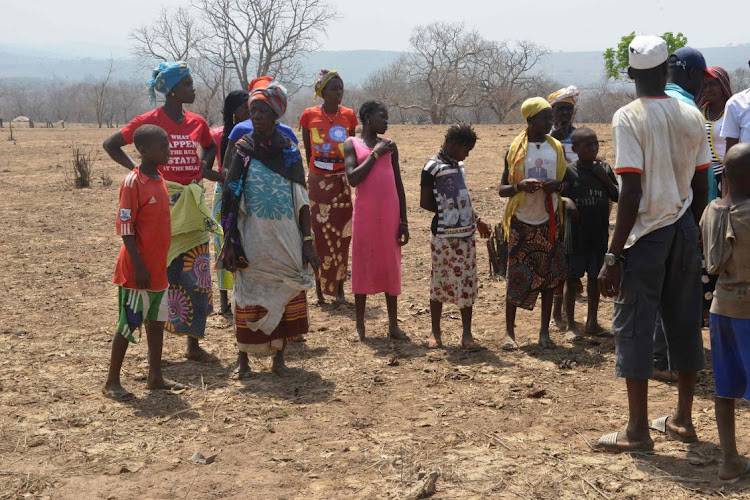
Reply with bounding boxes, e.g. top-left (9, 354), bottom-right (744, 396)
top-left (612, 97), bottom-right (711, 248)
